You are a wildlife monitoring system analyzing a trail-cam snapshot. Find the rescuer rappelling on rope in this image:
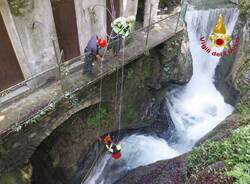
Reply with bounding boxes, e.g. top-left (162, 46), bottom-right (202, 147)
top-left (97, 134), bottom-right (122, 159)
